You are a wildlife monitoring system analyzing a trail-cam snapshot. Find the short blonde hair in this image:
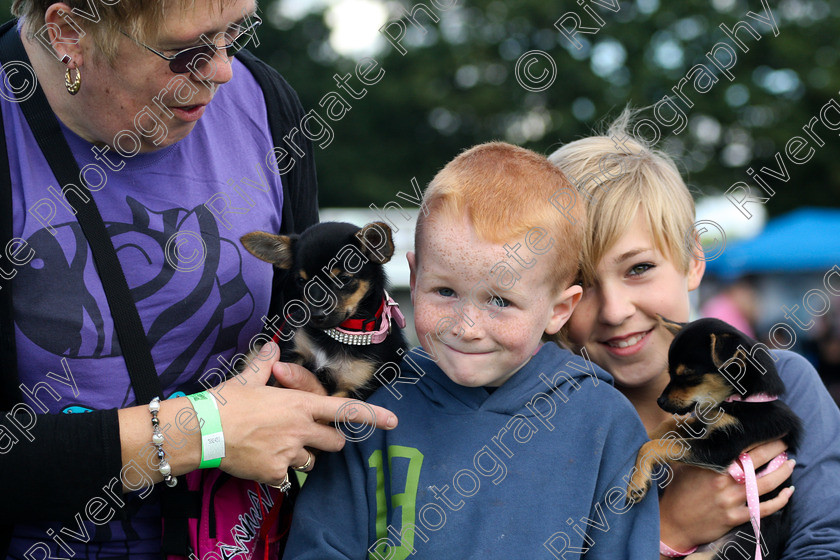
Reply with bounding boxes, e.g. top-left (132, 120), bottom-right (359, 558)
top-left (13, 0), bottom-right (234, 63)
top-left (548, 109), bottom-right (695, 285)
top-left (416, 141), bottom-right (585, 287)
